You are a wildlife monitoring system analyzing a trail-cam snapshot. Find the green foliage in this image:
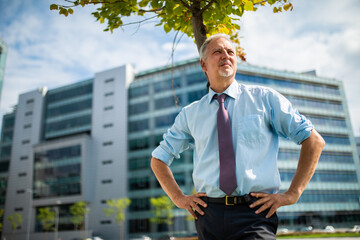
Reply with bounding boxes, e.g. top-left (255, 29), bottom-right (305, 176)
top-left (51, 0), bottom-right (293, 57)
top-left (7, 213), bottom-right (23, 232)
top-left (36, 207), bottom-right (56, 232)
top-left (70, 201), bottom-right (89, 230)
top-left (103, 198), bottom-right (131, 224)
top-left (150, 196), bottom-right (175, 225)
